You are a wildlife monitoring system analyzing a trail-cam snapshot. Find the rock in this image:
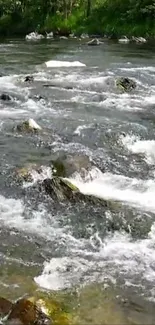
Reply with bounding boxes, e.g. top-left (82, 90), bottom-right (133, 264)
top-left (0, 297), bottom-right (13, 317)
top-left (0, 93), bottom-right (12, 101)
top-left (15, 118), bottom-right (42, 133)
top-left (118, 36), bottom-right (130, 43)
top-left (27, 295), bottom-right (72, 325)
top-left (87, 38), bottom-right (103, 46)
top-left (24, 75), bottom-right (34, 83)
top-left (51, 154), bottom-right (92, 178)
top-left (131, 36), bottom-right (147, 43)
top-left (25, 32), bottom-right (44, 41)
top-left (59, 36), bottom-right (68, 40)
top-left (116, 77), bottom-right (136, 92)
top-left (14, 163), bottom-right (42, 183)
top-left (7, 298), bottom-right (52, 325)
top-left (42, 177), bottom-right (118, 210)
top-left (81, 33), bottom-right (89, 39)
top-left (69, 33), bottom-right (77, 38)
top-left (46, 31), bottom-right (53, 39)
top-left (43, 177), bottom-right (79, 201)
